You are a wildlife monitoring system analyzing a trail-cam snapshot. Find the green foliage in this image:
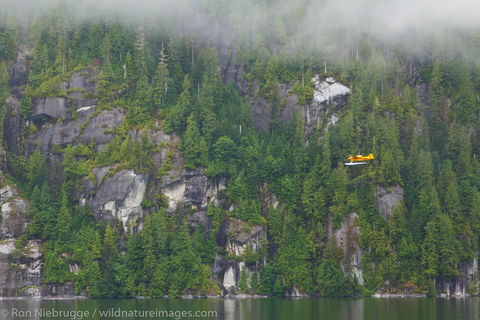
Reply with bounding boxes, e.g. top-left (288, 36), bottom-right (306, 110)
top-left (0, 61), bottom-right (9, 141)
top-left (57, 189), bottom-right (72, 242)
top-left (44, 245), bottom-right (73, 284)
top-left (277, 227), bottom-right (314, 293)
top-left (207, 136), bottom-right (238, 177)
top-left (317, 242), bottom-right (356, 297)
top-left (26, 150), bottom-right (48, 194)
top-left (157, 149), bottom-right (173, 178)
top-left (251, 271), bottom-right (259, 291)
top-left (182, 114), bottom-right (208, 169)
top-left (140, 196), bottom-right (153, 209)
top-left (258, 264), bottom-right (282, 296)
top-left (231, 199), bottom-right (266, 226)
top-left (100, 224), bottom-right (121, 297)
top-left (167, 218), bottom-right (210, 297)
top-left (239, 266), bottom-right (248, 293)
top-left (166, 75), bottom-right (193, 133)
top-left (0, 14), bottom-right (17, 59)
top-left (9, 10), bottom-right (480, 299)
top-left (62, 144), bottom-right (91, 182)
top-left (291, 79), bottom-right (314, 105)
top-left (95, 134), bottom-right (155, 173)
top-left (421, 214), bottom-right (460, 283)
top-left (153, 48), bottom-right (170, 111)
